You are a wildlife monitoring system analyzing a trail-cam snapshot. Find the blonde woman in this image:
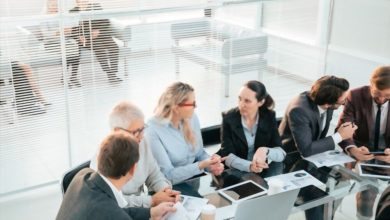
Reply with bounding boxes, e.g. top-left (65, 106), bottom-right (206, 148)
top-left (144, 82), bottom-right (224, 184)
